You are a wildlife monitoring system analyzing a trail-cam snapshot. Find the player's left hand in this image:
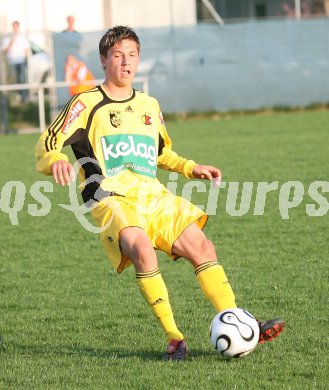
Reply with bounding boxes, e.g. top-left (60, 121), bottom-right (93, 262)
top-left (192, 164), bottom-right (221, 185)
